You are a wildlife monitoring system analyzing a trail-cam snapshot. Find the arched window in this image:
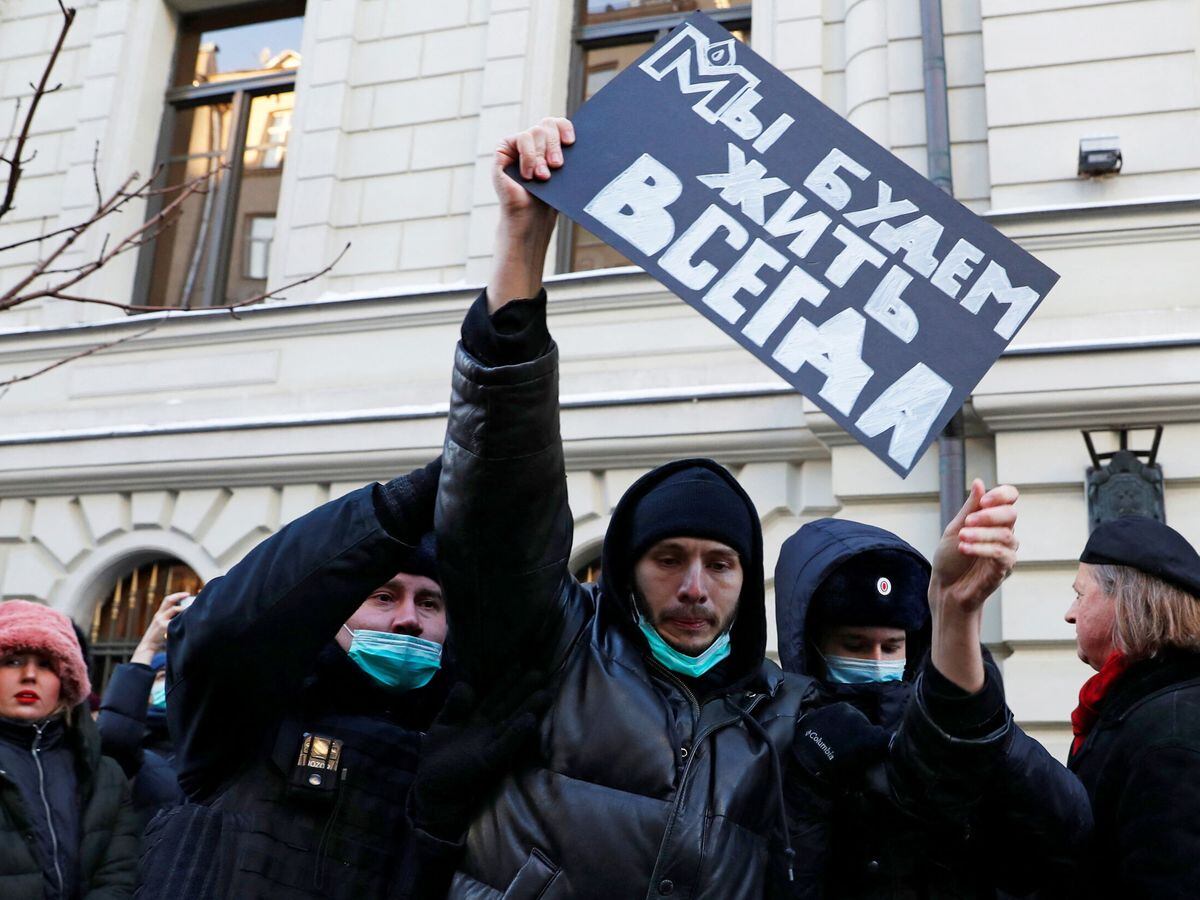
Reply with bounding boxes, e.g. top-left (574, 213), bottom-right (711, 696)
top-left (88, 558), bottom-right (204, 691)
